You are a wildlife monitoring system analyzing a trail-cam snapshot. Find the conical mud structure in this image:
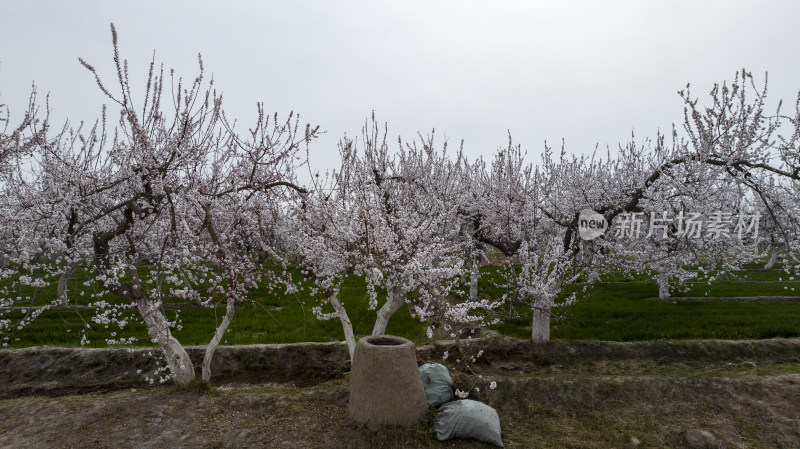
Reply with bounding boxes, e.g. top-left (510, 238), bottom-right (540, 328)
top-left (347, 335), bottom-right (428, 429)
